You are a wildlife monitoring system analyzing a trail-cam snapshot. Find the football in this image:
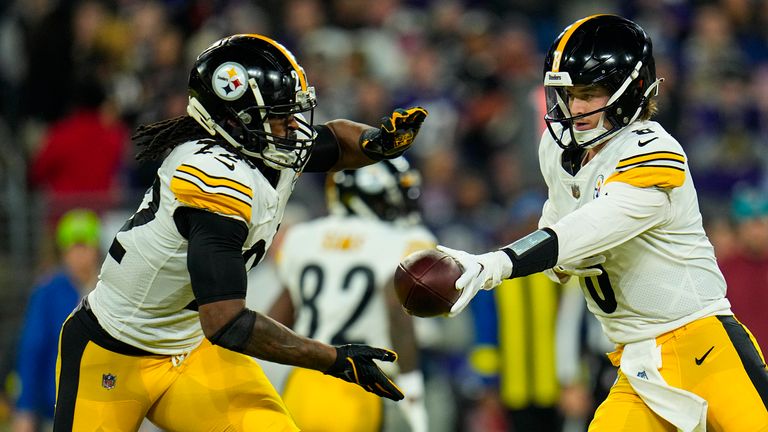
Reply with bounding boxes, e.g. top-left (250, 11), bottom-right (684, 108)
top-left (394, 249), bottom-right (463, 317)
